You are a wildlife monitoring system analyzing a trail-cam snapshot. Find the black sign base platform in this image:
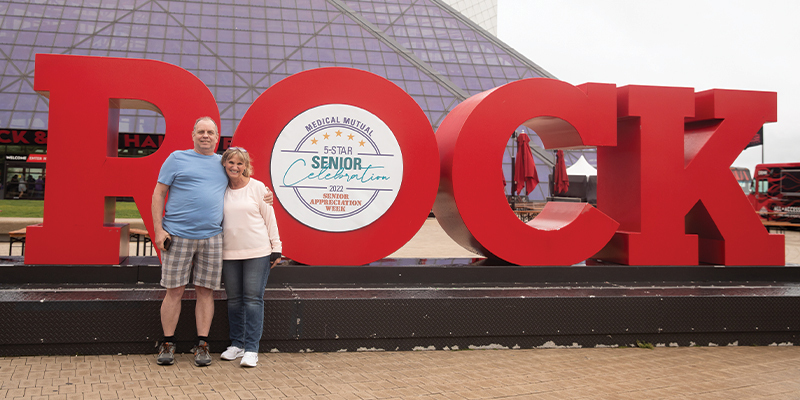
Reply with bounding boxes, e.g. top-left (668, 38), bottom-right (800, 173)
top-left (1, 257), bottom-right (798, 356)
